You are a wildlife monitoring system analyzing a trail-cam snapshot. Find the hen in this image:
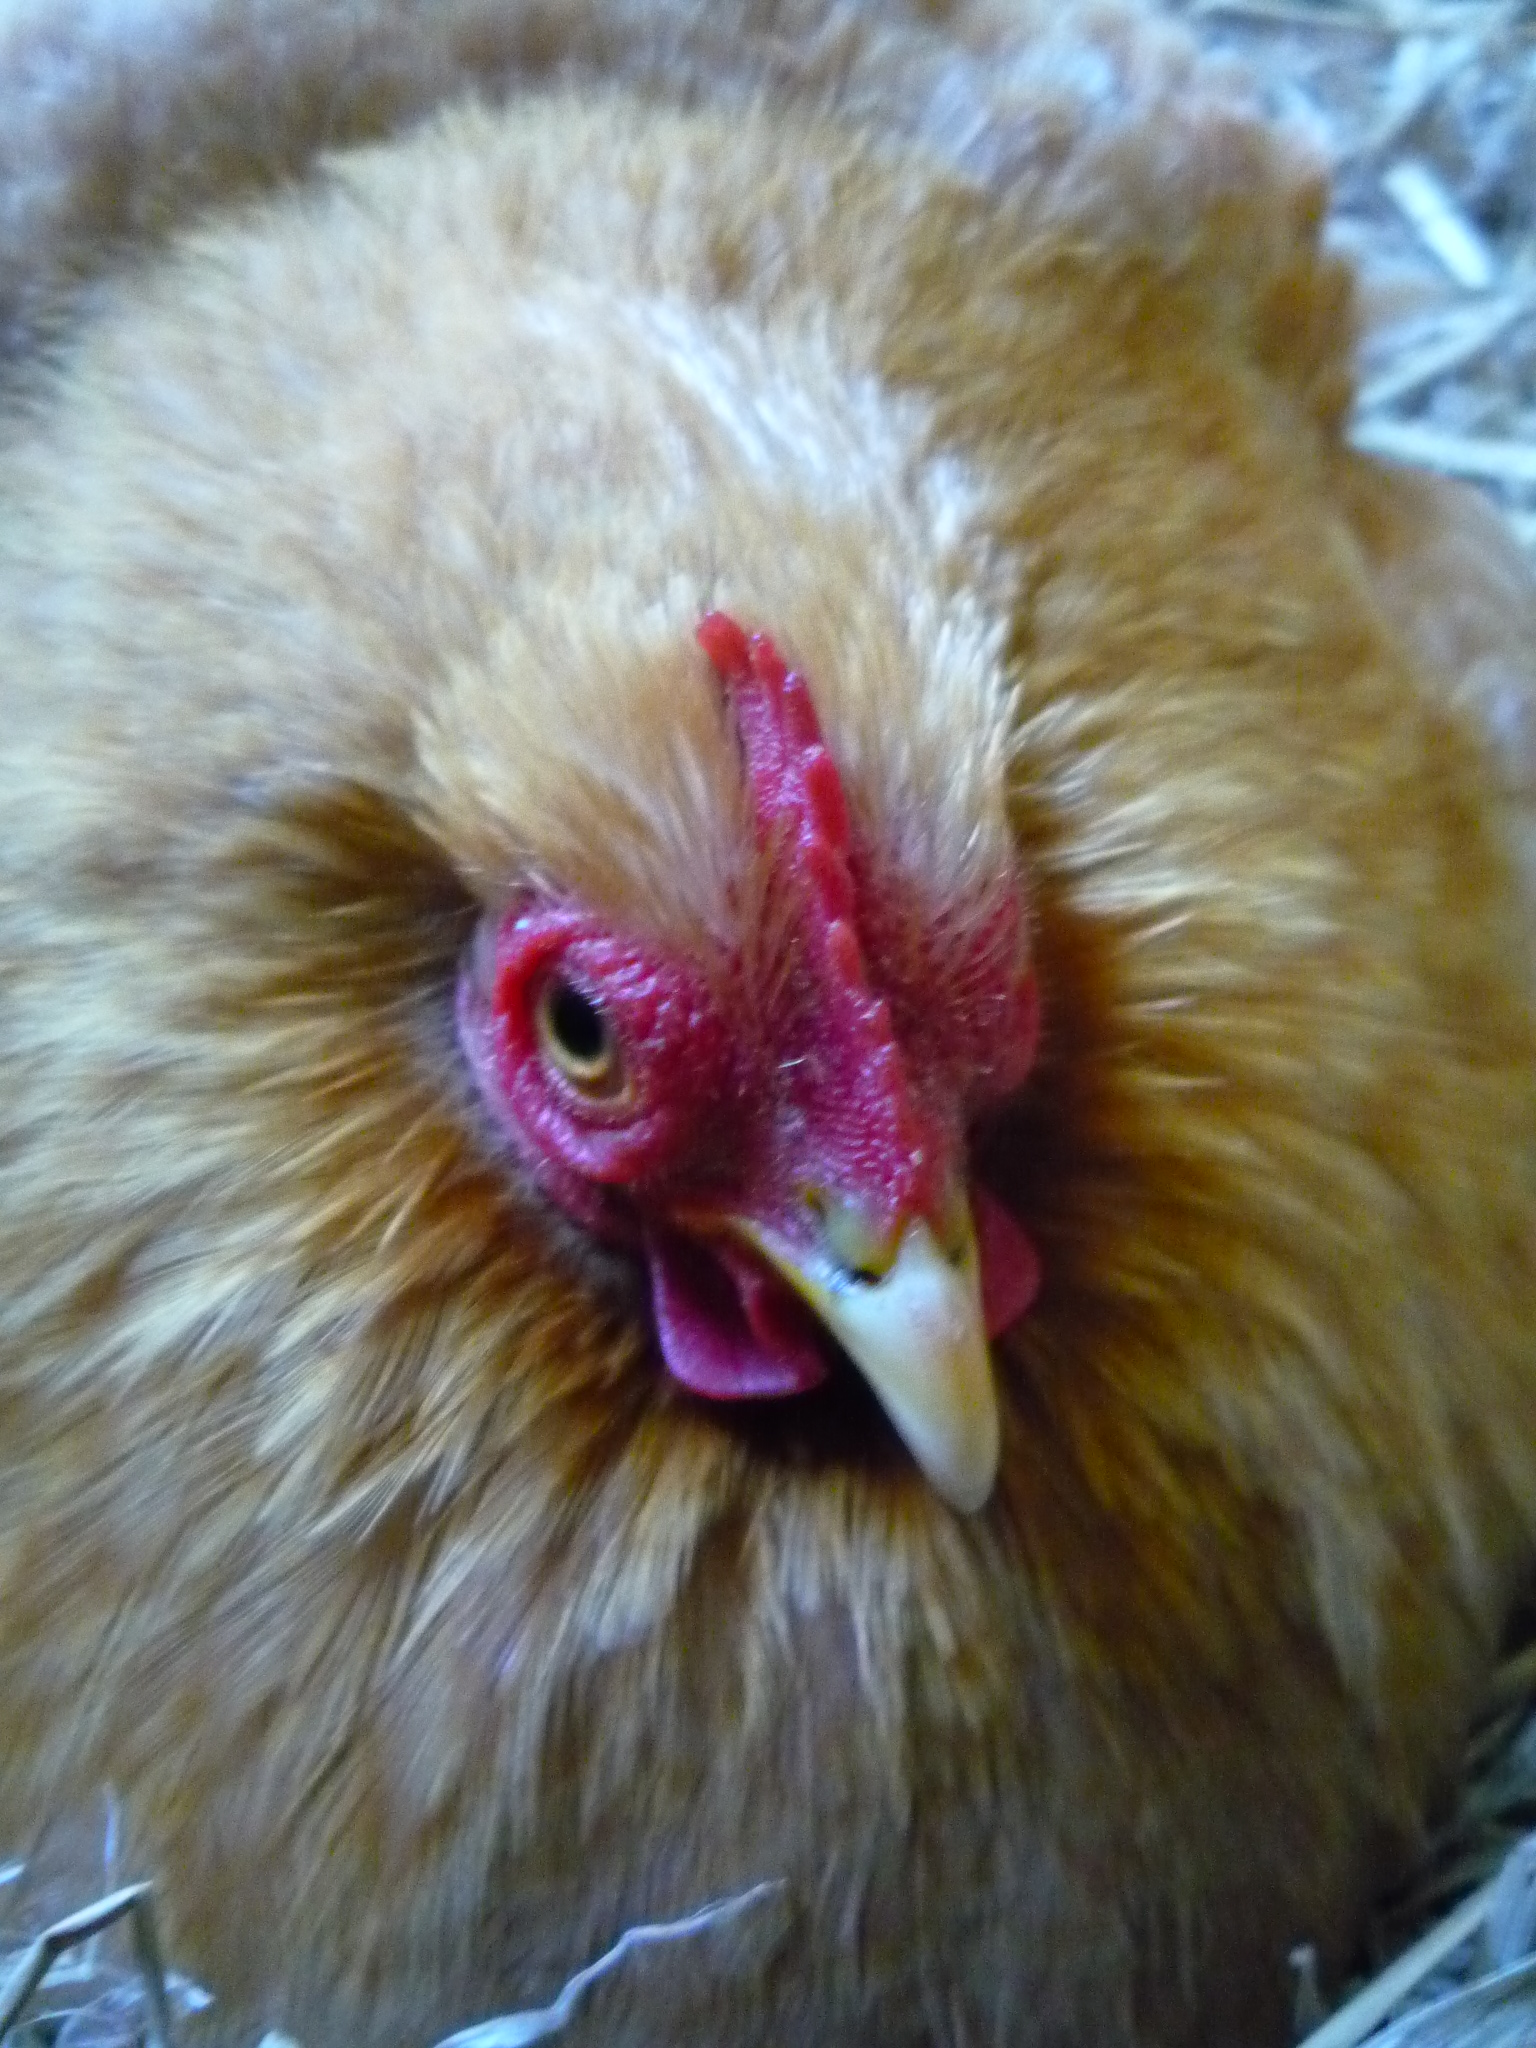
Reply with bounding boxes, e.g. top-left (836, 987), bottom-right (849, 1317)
top-left (1, 3), bottom-right (1534, 2045)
